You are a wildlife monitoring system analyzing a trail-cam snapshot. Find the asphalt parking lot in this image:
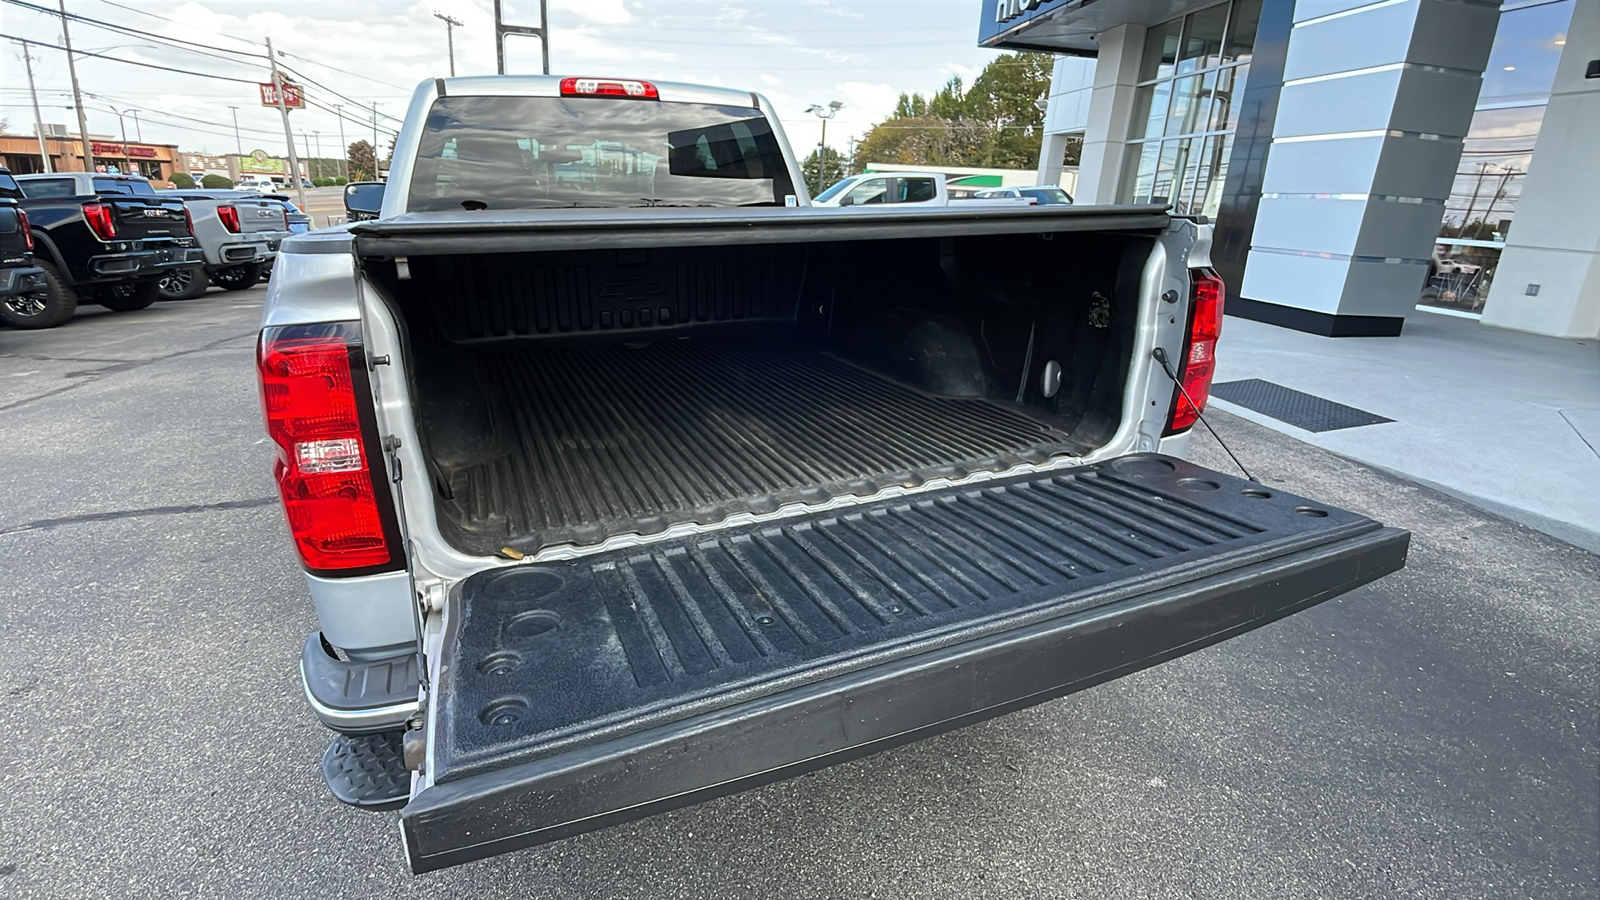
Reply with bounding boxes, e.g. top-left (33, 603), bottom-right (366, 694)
top-left (0, 290), bottom-right (1595, 899)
